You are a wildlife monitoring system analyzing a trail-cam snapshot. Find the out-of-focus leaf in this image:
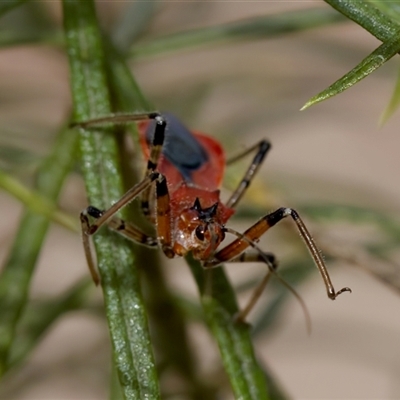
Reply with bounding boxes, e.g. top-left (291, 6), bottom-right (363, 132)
top-left (0, 31), bottom-right (62, 47)
top-left (112, 1), bottom-right (157, 53)
top-left (0, 0), bottom-right (28, 17)
top-left (0, 145), bottom-right (38, 170)
top-left (0, 1), bottom-right (58, 46)
top-left (0, 126), bottom-right (78, 377)
top-left (380, 62), bottom-right (400, 124)
top-left (302, 32), bottom-right (400, 109)
top-left (131, 7), bottom-right (345, 58)
top-left (301, 204), bottom-right (400, 241)
top-left (0, 168), bottom-right (77, 231)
